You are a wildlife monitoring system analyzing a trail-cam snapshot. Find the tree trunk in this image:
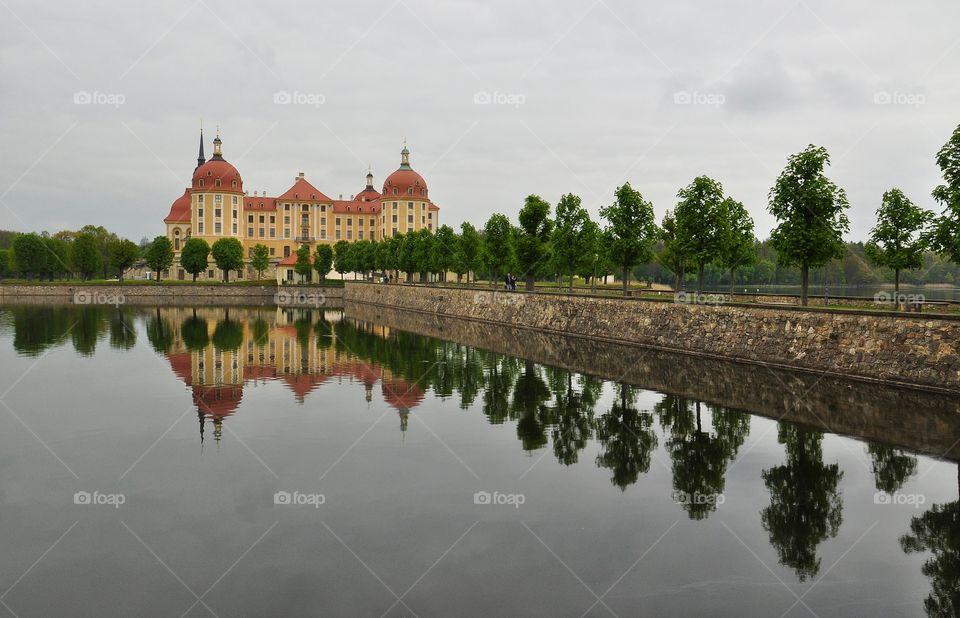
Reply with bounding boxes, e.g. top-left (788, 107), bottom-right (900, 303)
top-left (697, 264), bottom-right (705, 293)
top-left (193, 272), bottom-right (198, 282)
top-left (730, 268), bottom-right (735, 296)
top-left (525, 273), bottom-right (534, 291)
top-left (894, 269), bottom-right (900, 295)
top-left (224, 270), bottom-right (230, 283)
top-left (622, 265), bottom-right (629, 296)
top-left (800, 265), bottom-right (809, 306)
top-left (156, 271), bottom-right (160, 282)
top-left (569, 273), bottom-right (574, 291)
